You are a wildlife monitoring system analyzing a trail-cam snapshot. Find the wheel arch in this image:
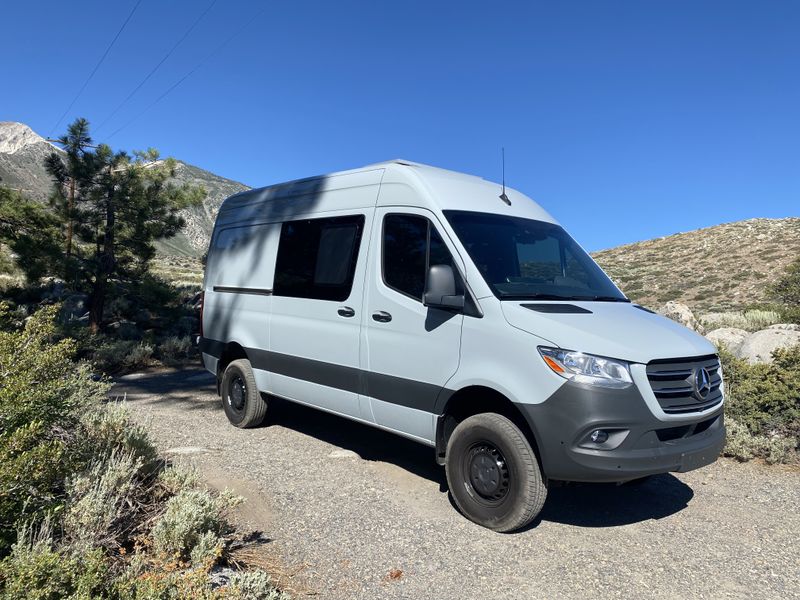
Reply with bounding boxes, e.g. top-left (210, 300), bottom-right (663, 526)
top-left (216, 341), bottom-right (249, 391)
top-left (435, 385), bottom-right (543, 468)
